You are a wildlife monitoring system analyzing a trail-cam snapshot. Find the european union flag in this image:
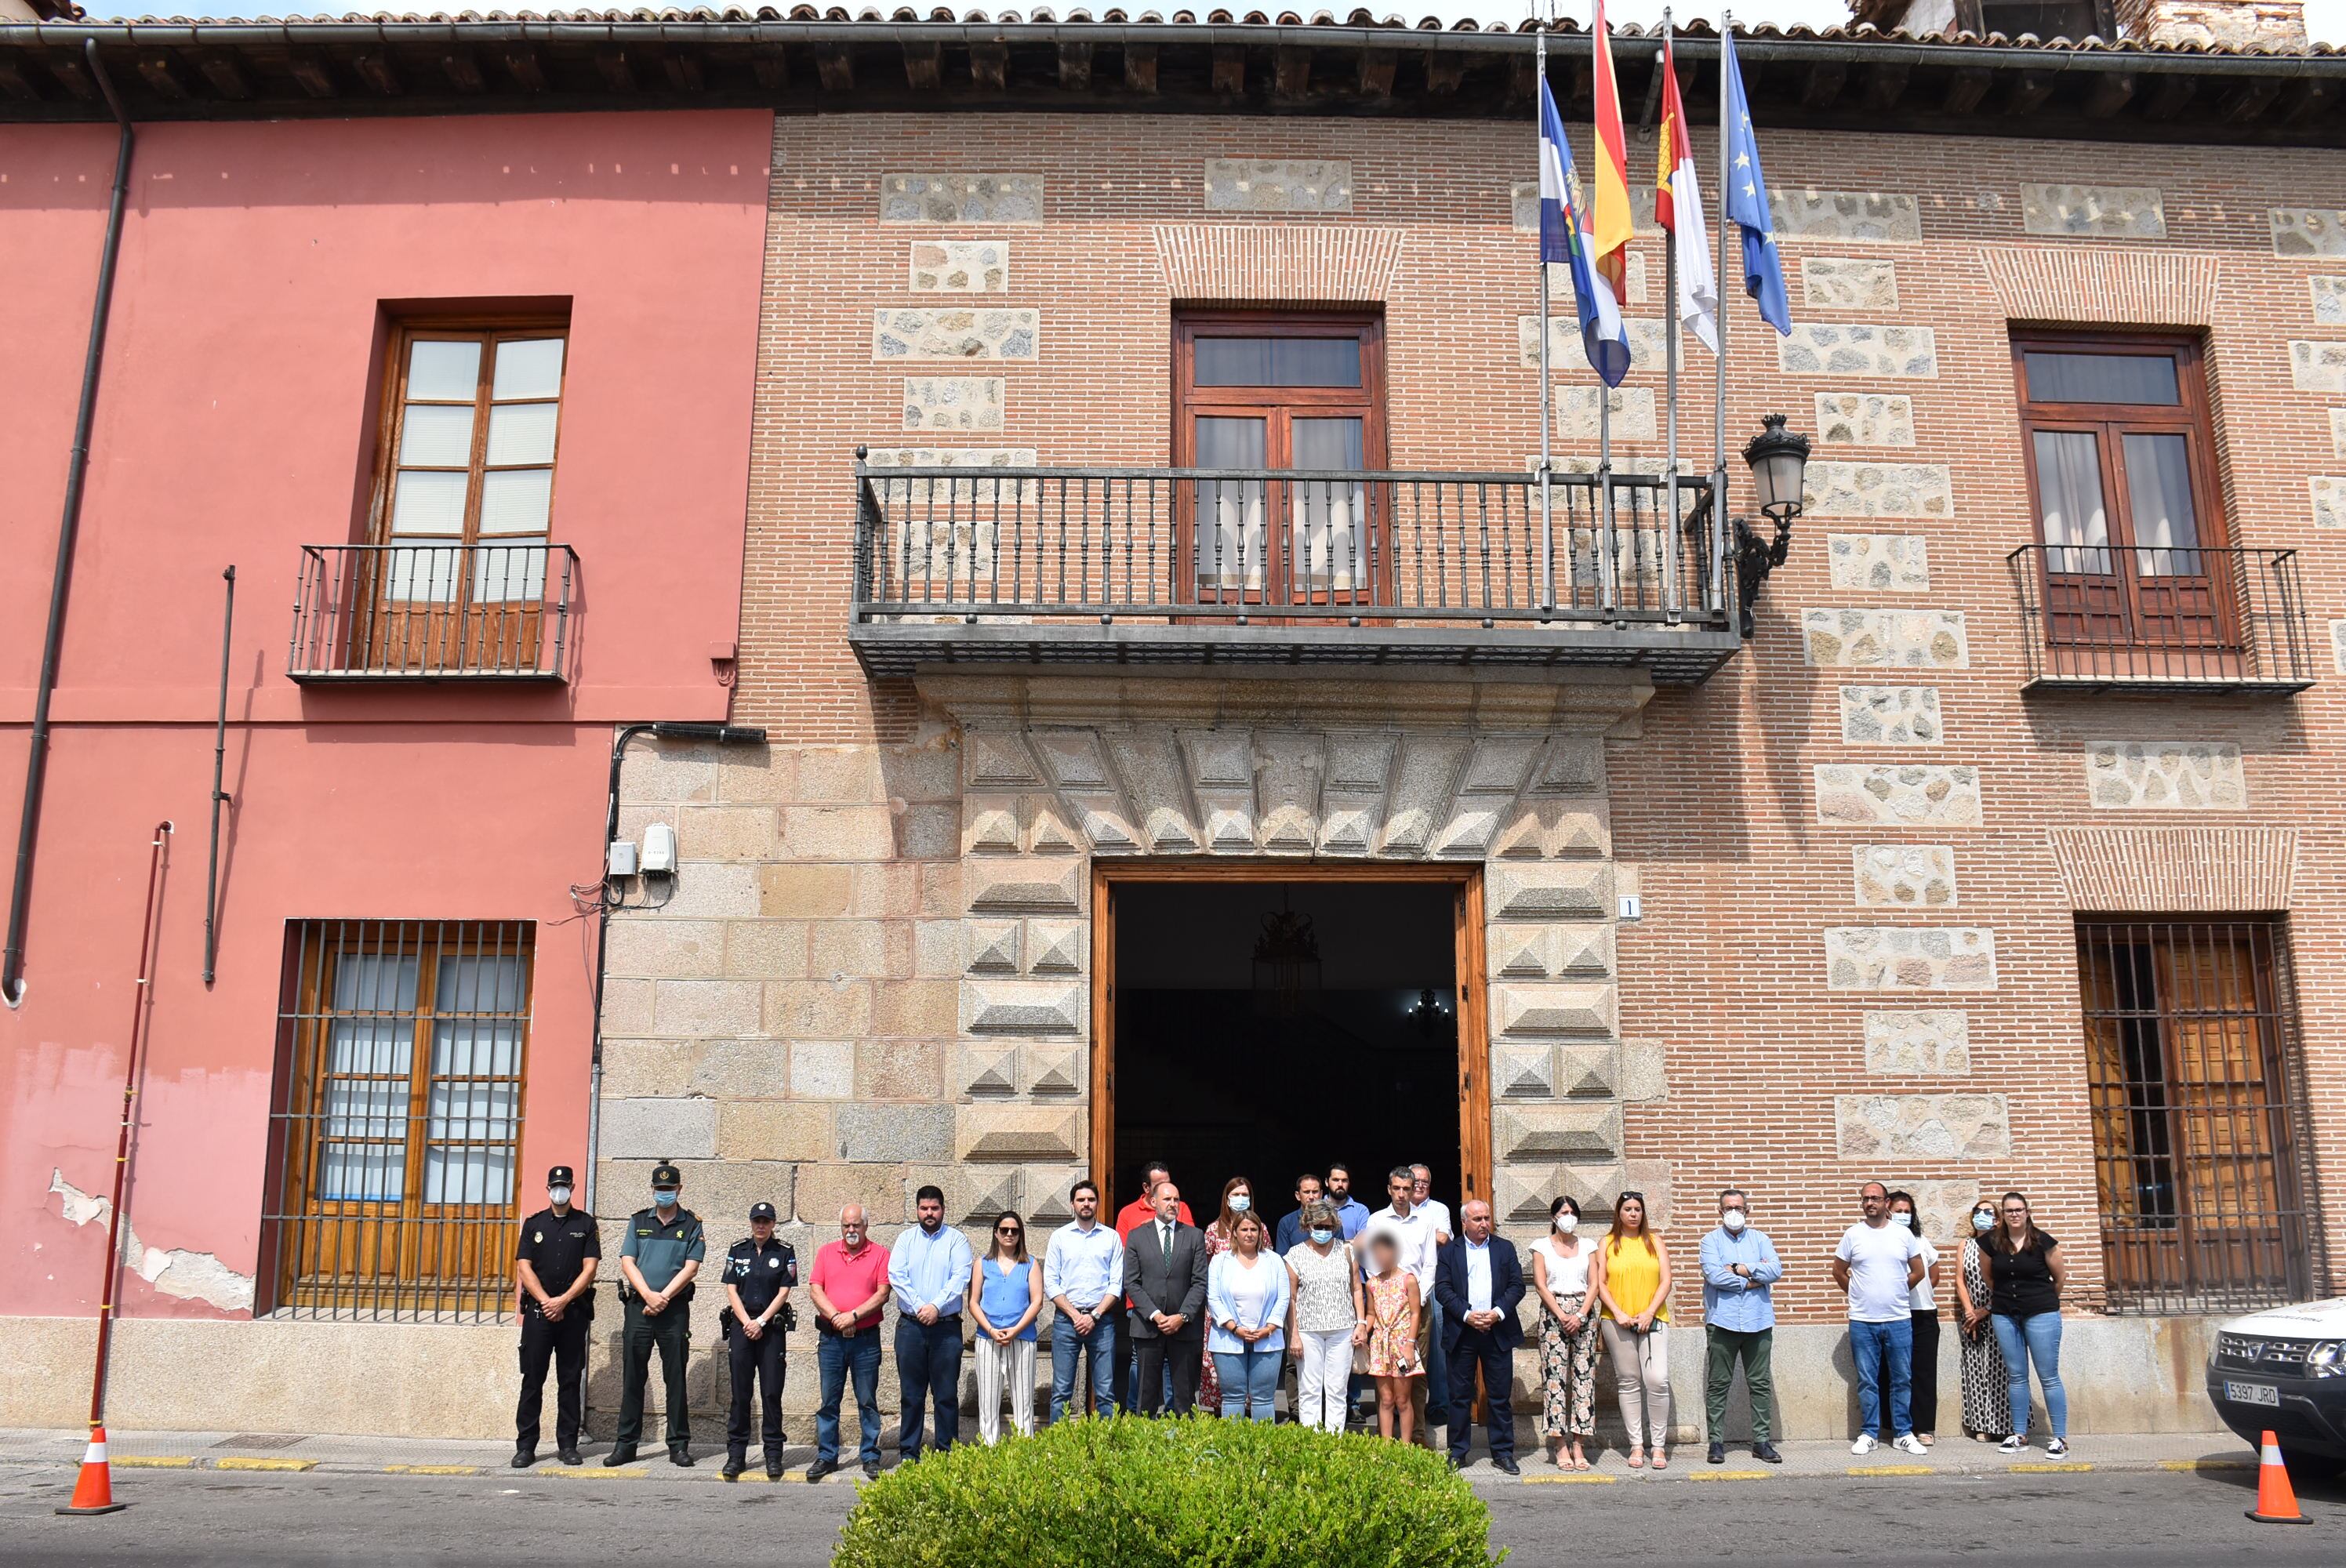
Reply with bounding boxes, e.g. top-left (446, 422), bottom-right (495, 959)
top-left (1720, 29), bottom-right (1790, 336)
